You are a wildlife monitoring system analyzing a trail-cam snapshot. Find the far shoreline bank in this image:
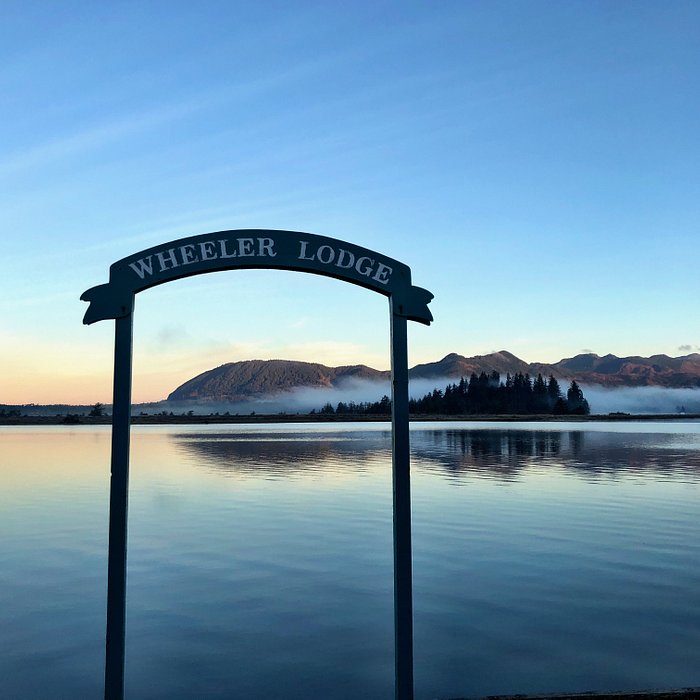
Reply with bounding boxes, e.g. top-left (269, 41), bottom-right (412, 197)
top-left (2, 413), bottom-right (699, 426)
